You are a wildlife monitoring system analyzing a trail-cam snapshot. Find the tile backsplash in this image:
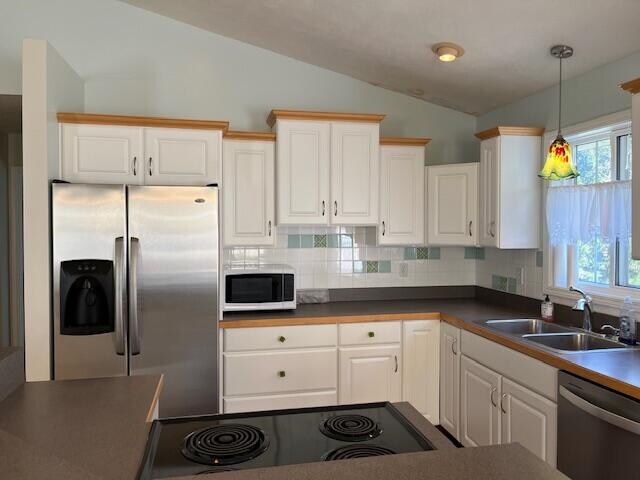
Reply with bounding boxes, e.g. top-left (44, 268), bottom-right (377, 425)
top-left (223, 226), bottom-right (544, 299)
